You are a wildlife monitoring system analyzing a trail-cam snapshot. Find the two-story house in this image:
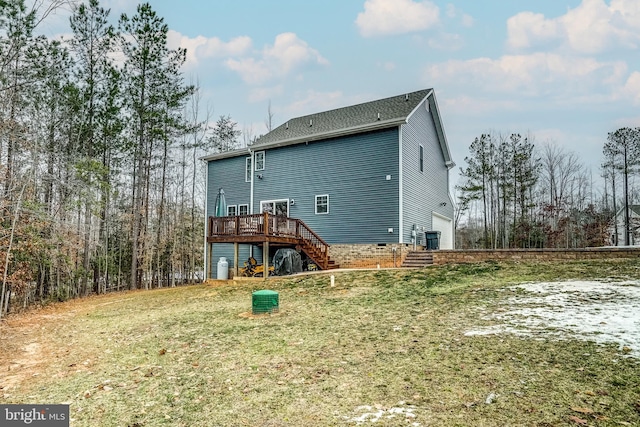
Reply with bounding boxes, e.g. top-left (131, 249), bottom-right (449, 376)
top-left (203, 89), bottom-right (455, 278)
